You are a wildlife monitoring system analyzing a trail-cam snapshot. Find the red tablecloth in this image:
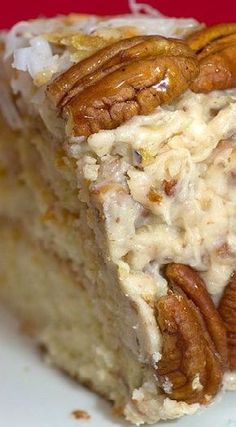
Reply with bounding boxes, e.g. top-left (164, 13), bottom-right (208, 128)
top-left (1, 0), bottom-right (236, 29)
